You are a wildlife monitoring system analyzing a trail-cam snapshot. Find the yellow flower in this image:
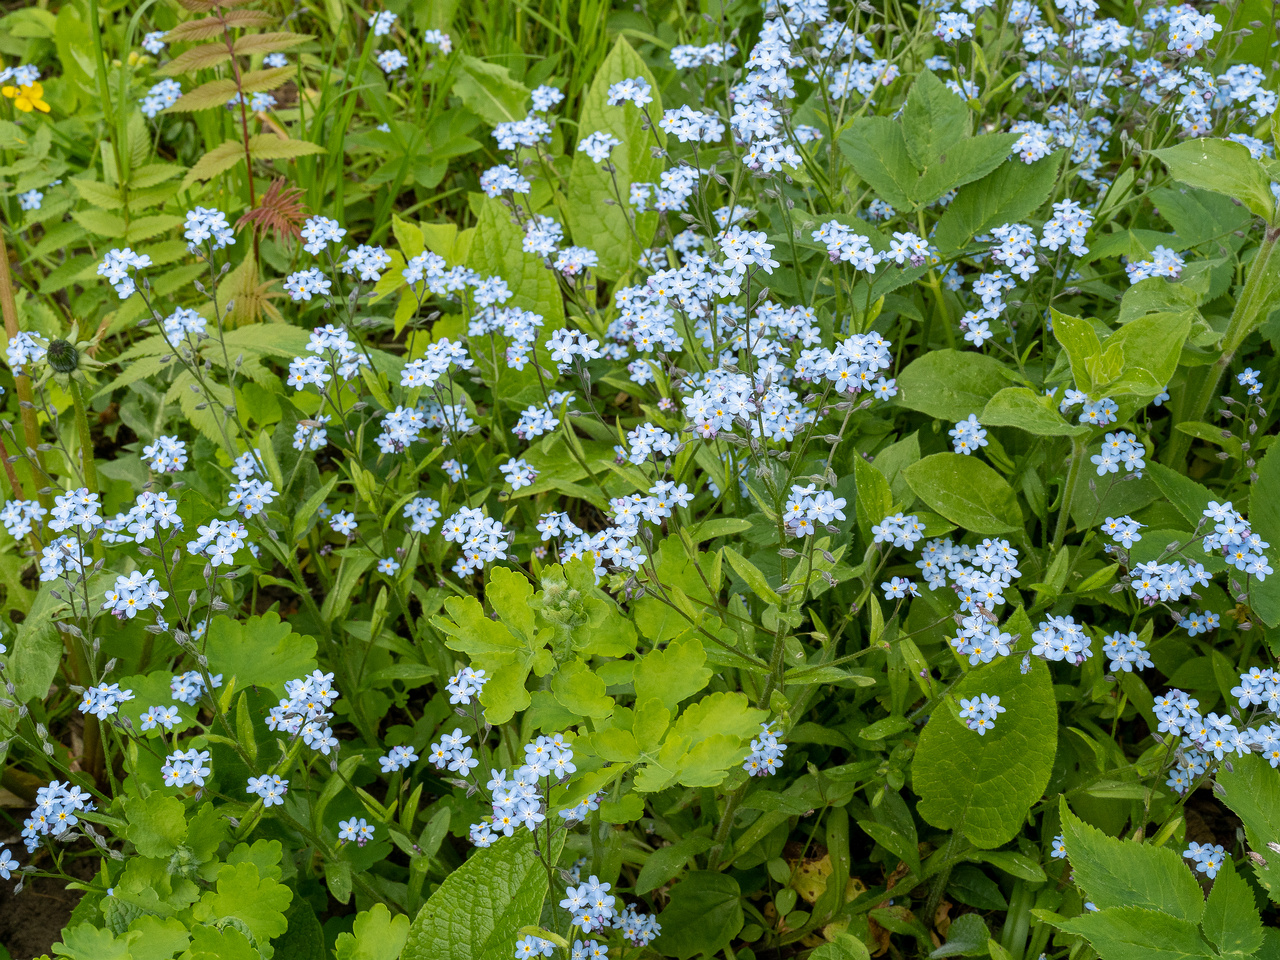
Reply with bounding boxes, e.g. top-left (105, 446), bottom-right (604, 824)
top-left (2, 82), bottom-right (50, 113)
